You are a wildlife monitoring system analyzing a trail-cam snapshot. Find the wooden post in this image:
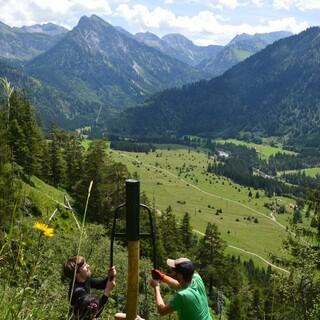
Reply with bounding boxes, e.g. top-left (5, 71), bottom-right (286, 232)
top-left (125, 179), bottom-right (140, 320)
